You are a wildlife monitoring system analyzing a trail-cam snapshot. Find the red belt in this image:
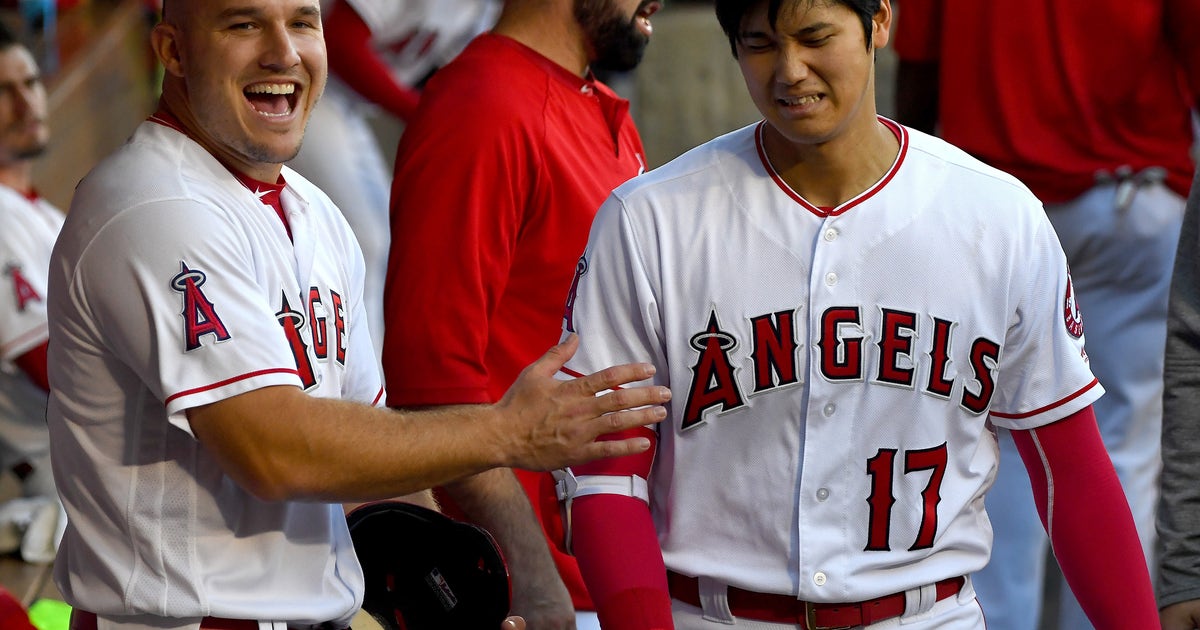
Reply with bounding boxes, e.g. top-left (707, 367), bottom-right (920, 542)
top-left (667, 571), bottom-right (964, 629)
top-left (70, 610), bottom-right (349, 630)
